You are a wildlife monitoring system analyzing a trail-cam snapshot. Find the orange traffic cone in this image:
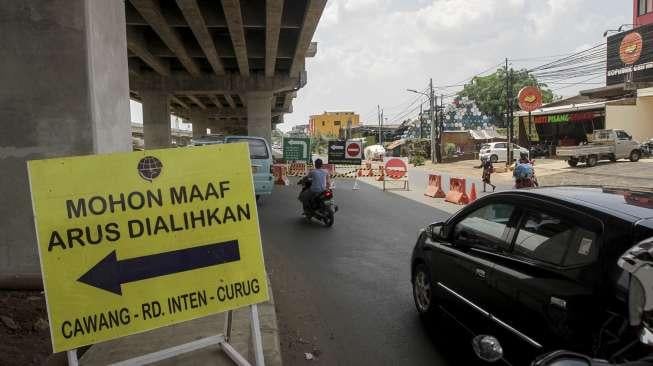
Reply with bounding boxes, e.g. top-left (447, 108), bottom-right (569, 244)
top-left (469, 183), bottom-right (478, 203)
